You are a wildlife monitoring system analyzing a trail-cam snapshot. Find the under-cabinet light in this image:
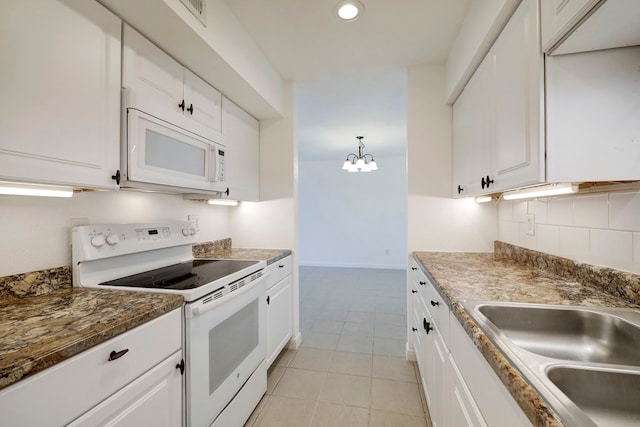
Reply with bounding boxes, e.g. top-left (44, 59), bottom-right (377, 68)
top-left (0, 181), bottom-right (73, 198)
top-left (475, 196), bottom-right (493, 203)
top-left (502, 183), bottom-right (578, 201)
top-left (208, 199), bottom-right (238, 206)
